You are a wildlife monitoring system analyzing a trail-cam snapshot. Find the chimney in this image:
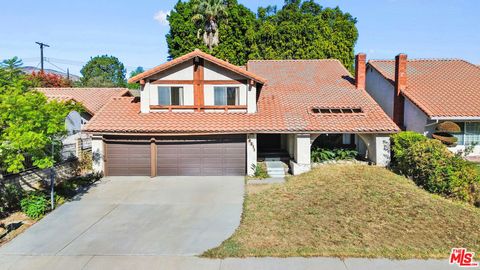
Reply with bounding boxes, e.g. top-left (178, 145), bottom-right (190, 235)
top-left (355, 53), bottom-right (366, 90)
top-left (393, 53), bottom-right (407, 128)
